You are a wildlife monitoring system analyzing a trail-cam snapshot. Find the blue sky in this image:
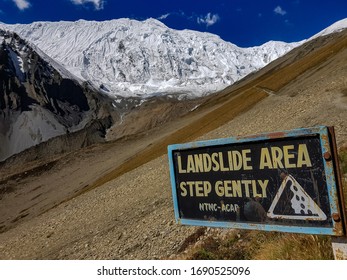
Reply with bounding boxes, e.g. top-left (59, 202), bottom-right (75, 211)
top-left (1, 0), bottom-right (347, 47)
